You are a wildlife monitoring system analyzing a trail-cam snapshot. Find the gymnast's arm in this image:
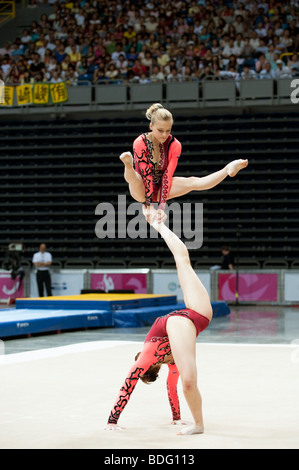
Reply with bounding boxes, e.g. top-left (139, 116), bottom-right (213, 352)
top-left (105, 342), bottom-right (158, 430)
top-left (166, 363), bottom-right (181, 423)
top-left (158, 141), bottom-right (181, 211)
top-left (133, 137), bottom-right (154, 207)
